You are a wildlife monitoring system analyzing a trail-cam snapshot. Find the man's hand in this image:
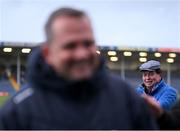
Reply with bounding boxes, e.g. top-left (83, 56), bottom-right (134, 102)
top-left (142, 94), bottom-right (164, 118)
